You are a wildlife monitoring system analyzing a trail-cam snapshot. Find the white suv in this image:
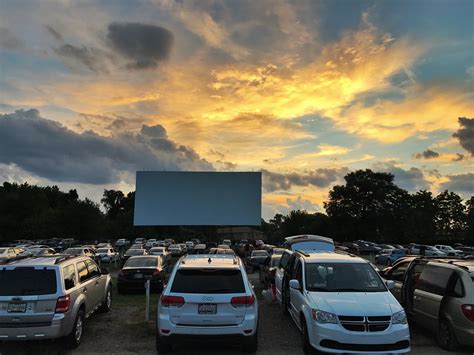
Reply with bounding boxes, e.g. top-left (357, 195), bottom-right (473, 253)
top-left (156, 254), bottom-right (258, 353)
top-left (284, 251), bottom-right (410, 353)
